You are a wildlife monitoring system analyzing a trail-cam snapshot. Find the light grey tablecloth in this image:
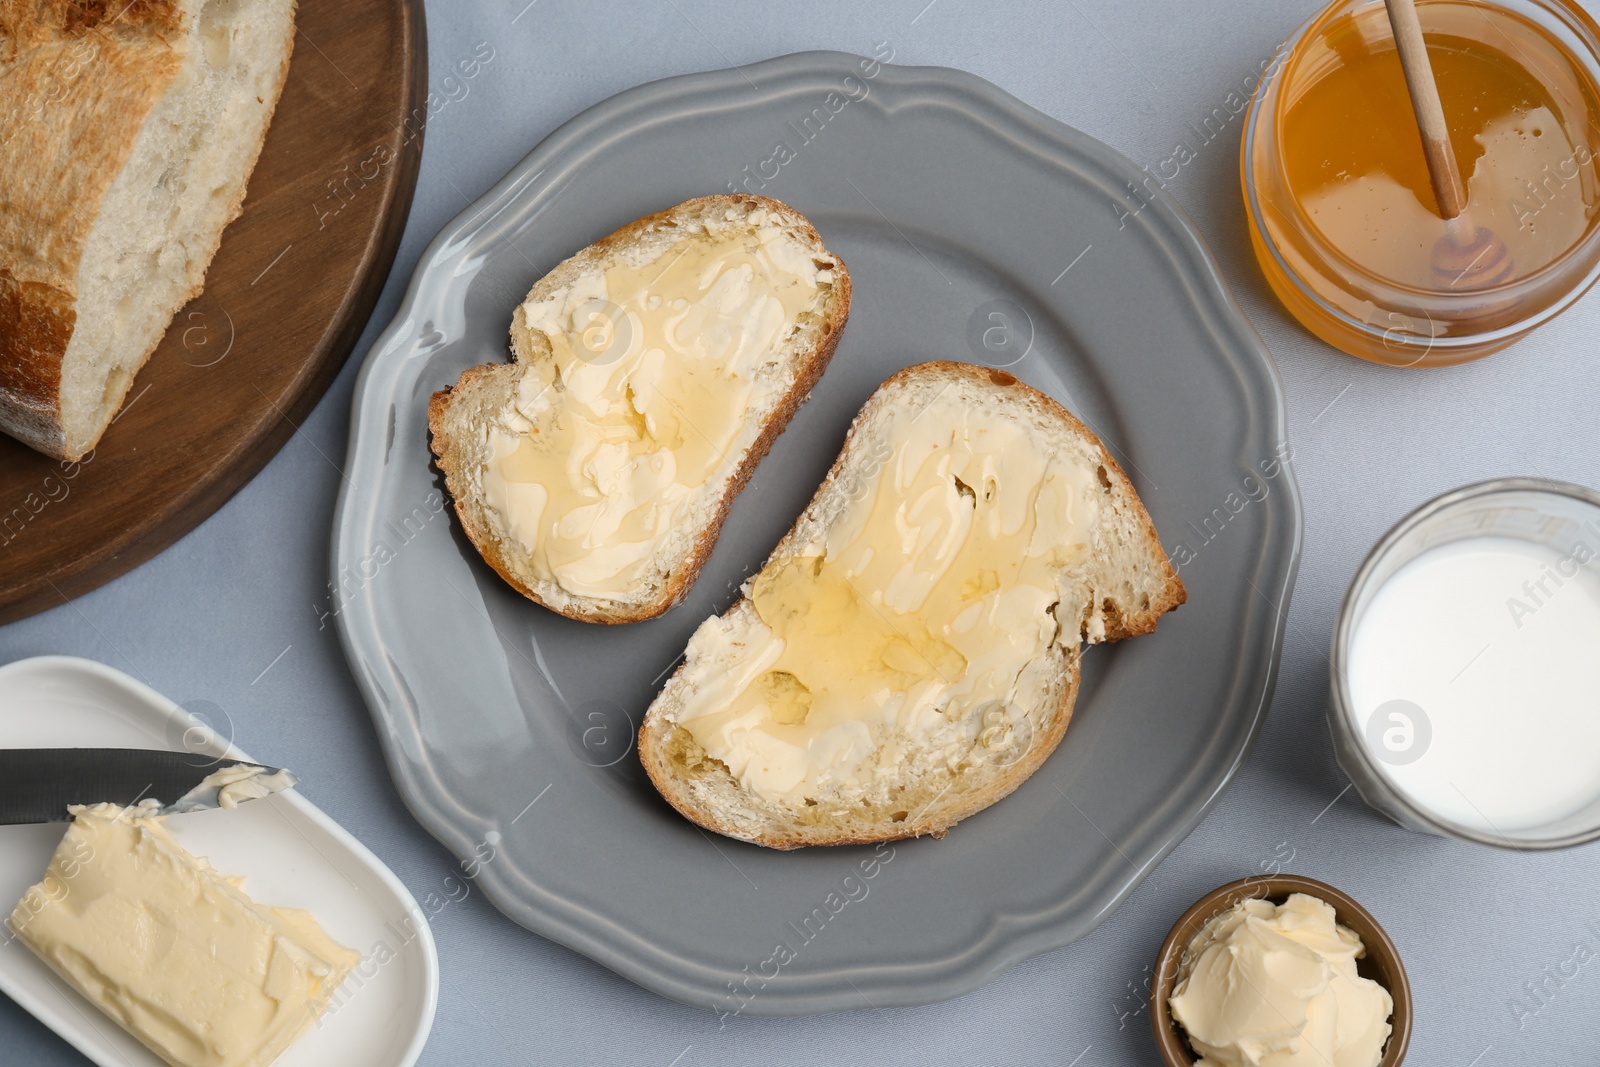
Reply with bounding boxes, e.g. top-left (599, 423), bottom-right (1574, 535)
top-left (5, 1), bottom-right (1598, 1064)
